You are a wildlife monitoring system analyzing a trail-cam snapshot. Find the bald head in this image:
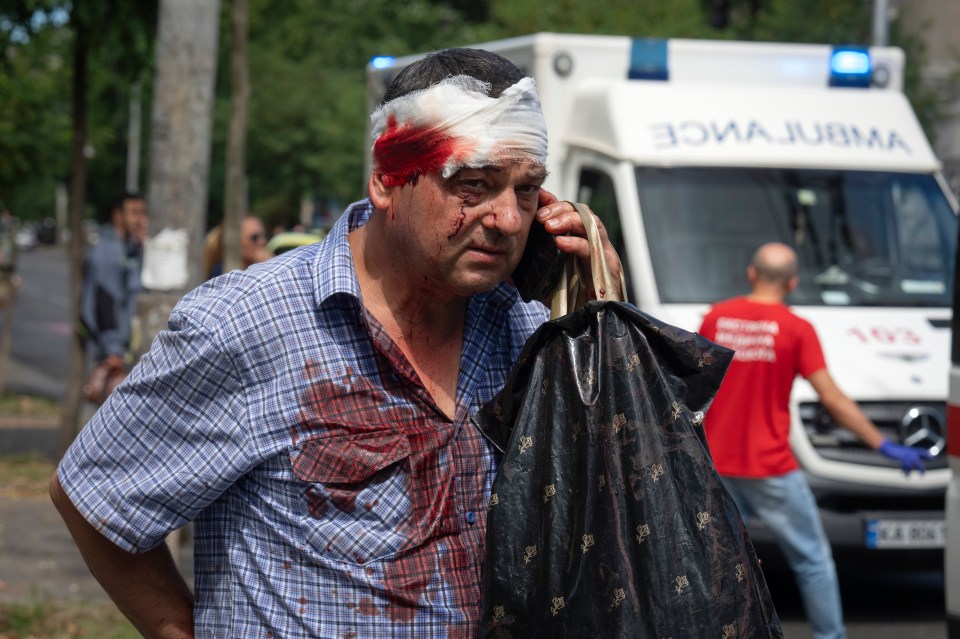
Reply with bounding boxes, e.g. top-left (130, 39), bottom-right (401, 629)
top-left (748, 242), bottom-right (798, 299)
